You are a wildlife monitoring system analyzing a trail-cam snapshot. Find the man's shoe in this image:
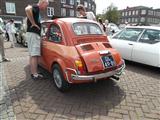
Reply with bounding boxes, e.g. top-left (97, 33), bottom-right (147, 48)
top-left (31, 73), bottom-right (44, 80)
top-left (2, 58), bottom-right (10, 62)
